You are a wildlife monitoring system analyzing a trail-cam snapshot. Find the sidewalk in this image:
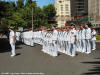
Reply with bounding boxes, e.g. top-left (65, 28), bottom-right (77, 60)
top-left (96, 40), bottom-right (100, 42)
